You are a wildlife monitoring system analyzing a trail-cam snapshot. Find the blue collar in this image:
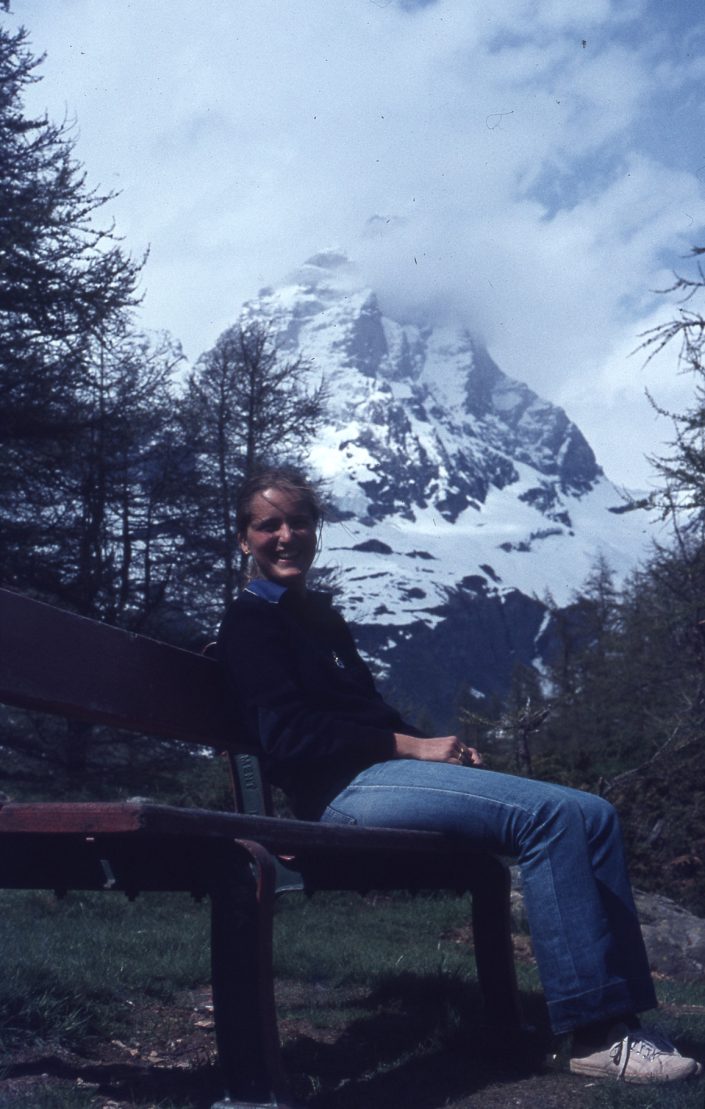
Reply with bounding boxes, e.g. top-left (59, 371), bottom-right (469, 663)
top-left (243, 579), bottom-right (288, 604)
top-left (243, 579), bottom-right (334, 614)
